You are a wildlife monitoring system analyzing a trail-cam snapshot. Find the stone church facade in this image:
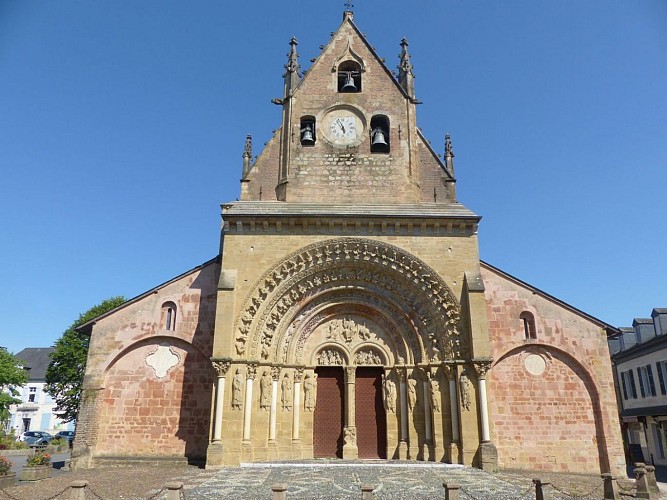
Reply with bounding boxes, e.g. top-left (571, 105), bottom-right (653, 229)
top-left (72, 12), bottom-right (625, 475)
